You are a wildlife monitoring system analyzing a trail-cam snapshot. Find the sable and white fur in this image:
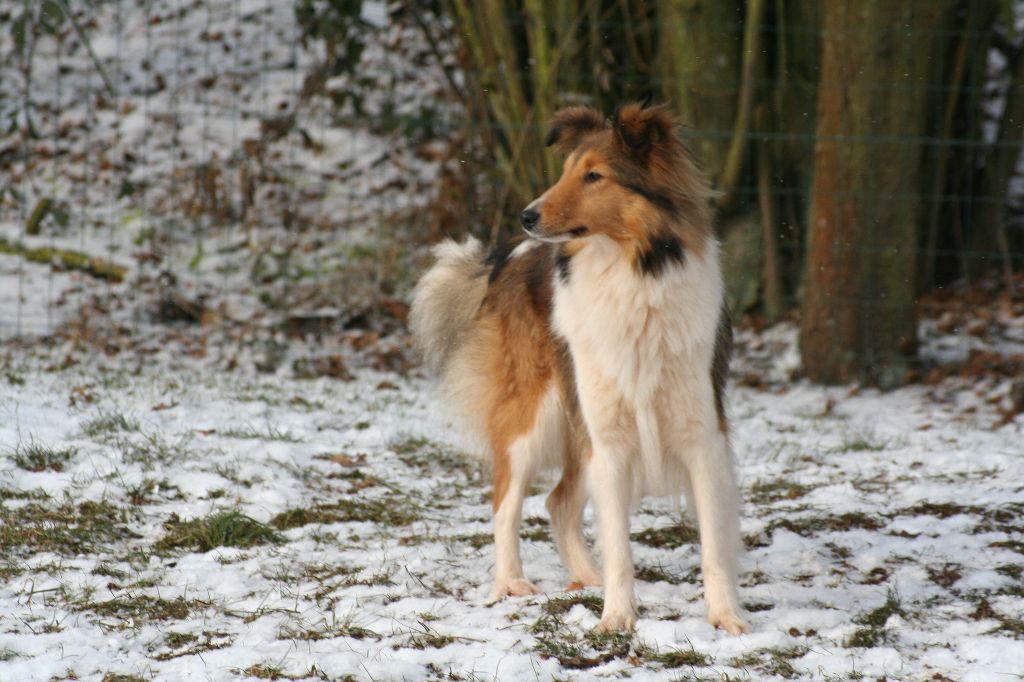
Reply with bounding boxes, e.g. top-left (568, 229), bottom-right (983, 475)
top-left (410, 103), bottom-right (748, 634)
